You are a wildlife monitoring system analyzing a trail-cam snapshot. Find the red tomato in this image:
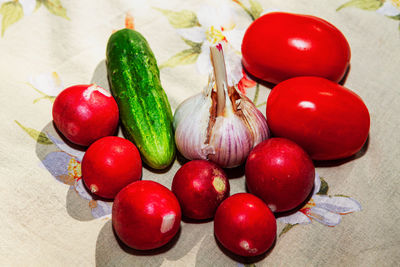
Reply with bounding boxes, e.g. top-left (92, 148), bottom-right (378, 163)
top-left (266, 77), bottom-right (370, 160)
top-left (214, 193), bottom-right (276, 257)
top-left (112, 180), bottom-right (181, 250)
top-left (82, 136), bottom-right (142, 199)
top-left (242, 12), bottom-right (350, 84)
